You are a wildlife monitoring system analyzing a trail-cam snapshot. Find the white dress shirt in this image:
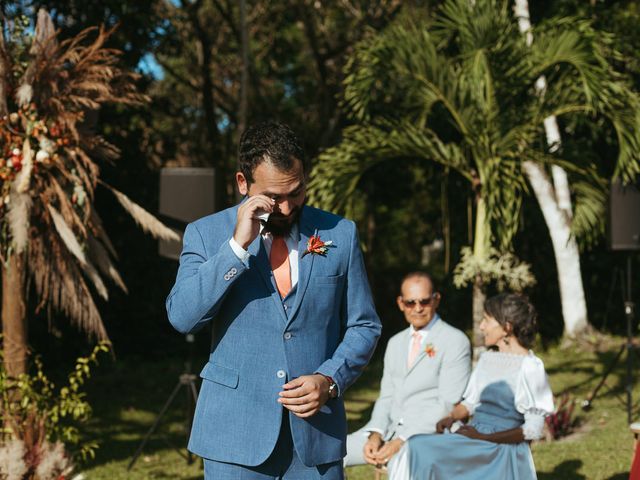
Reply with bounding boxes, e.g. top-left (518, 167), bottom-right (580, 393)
top-left (229, 224), bottom-right (299, 288)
